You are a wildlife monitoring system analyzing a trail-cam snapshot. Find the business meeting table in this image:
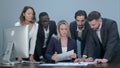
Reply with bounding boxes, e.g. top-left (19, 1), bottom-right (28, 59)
top-left (0, 62), bottom-right (120, 68)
